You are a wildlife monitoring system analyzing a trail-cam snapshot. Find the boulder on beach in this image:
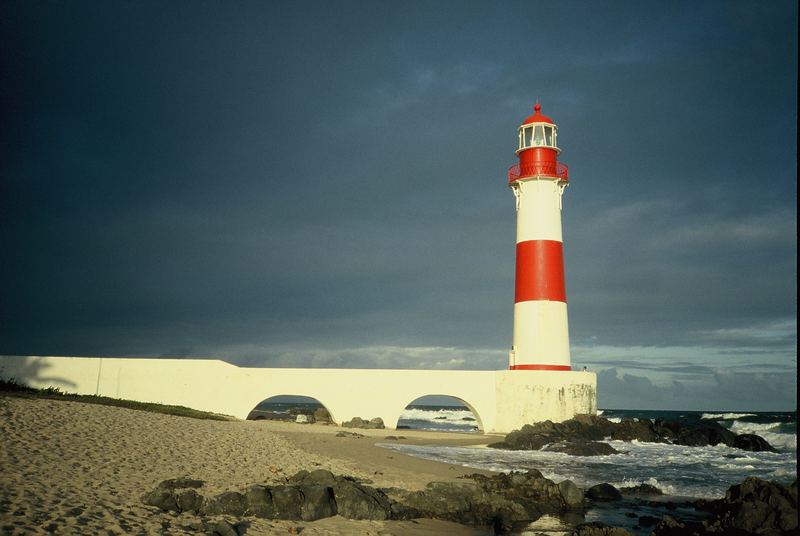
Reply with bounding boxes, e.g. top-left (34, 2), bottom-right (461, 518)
top-left (341, 416), bottom-right (385, 429)
top-left (143, 467), bottom-right (595, 532)
top-left (289, 469), bottom-right (393, 520)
